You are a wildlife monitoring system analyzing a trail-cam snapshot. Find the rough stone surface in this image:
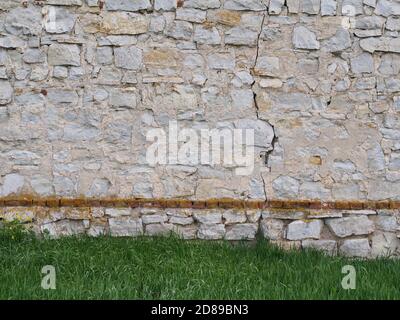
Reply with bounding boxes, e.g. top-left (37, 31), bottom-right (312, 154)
top-left (326, 216), bottom-right (375, 238)
top-left (48, 44), bottom-right (80, 66)
top-left (109, 217), bottom-right (143, 237)
top-left (1, 174), bottom-right (24, 196)
top-left (225, 223), bottom-right (258, 240)
top-left (302, 240), bottom-right (337, 255)
top-left (41, 220), bottom-right (85, 239)
top-left (371, 231), bottom-right (400, 258)
top-left (198, 224), bottom-right (225, 240)
top-left (286, 220), bottom-right (323, 240)
top-left (0, 81), bottom-right (13, 105)
top-left (339, 239), bottom-right (371, 258)
top-left (293, 26), bottom-right (320, 50)
top-left (261, 218), bottom-right (285, 240)
top-left (0, 2), bottom-right (398, 258)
